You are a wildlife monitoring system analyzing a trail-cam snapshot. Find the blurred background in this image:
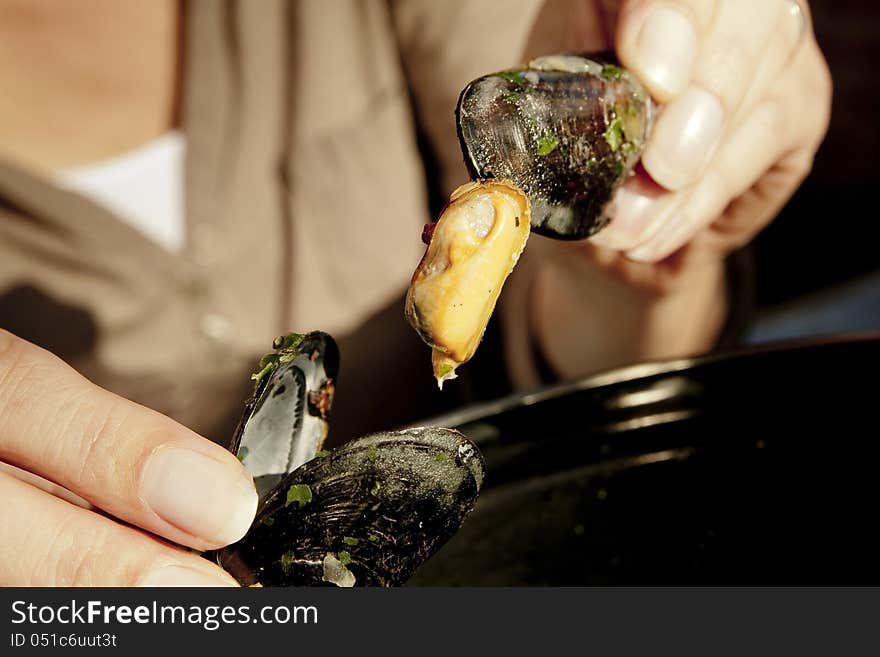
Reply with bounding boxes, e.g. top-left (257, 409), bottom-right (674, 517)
top-left (746, 0), bottom-right (880, 342)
